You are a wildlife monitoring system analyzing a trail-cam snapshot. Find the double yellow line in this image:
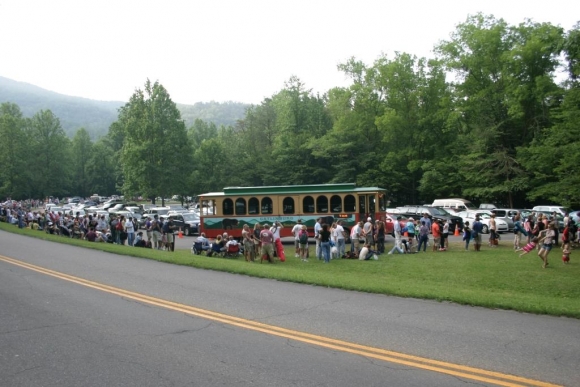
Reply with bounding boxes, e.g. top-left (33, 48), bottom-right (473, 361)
top-left (0, 254), bottom-right (560, 387)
